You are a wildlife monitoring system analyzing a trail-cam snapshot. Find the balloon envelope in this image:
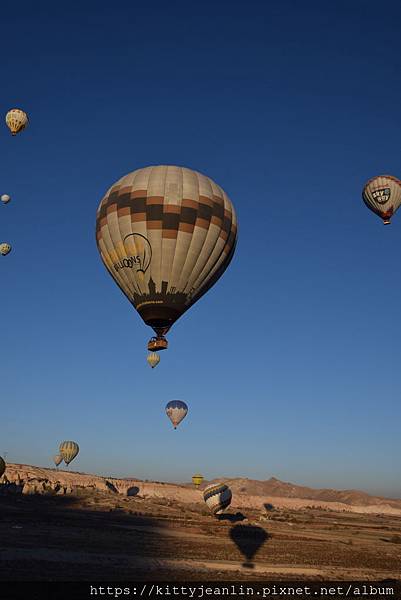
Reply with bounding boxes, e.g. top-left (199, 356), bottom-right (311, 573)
top-left (165, 400), bottom-right (188, 429)
top-left (0, 456), bottom-right (5, 478)
top-left (96, 165), bottom-right (238, 346)
top-left (1, 194), bottom-right (10, 204)
top-left (0, 243), bottom-right (11, 256)
top-left (59, 441), bottom-right (79, 465)
top-left (53, 454), bottom-right (63, 467)
top-left (147, 352), bottom-right (160, 368)
top-left (5, 109), bottom-right (28, 136)
top-left (203, 482), bottom-right (232, 515)
top-left (192, 474), bottom-right (204, 487)
top-left (362, 175), bottom-right (401, 224)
